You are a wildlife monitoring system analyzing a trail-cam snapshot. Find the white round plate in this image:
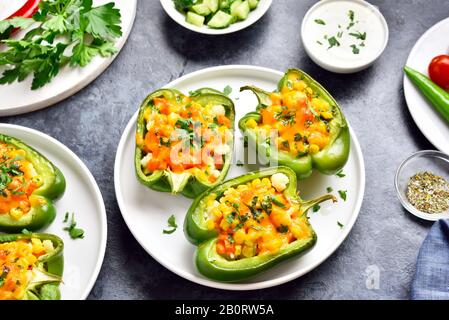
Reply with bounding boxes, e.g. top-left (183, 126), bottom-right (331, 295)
top-left (160, 0), bottom-right (272, 35)
top-left (114, 65), bottom-right (365, 290)
top-left (0, 0), bottom-right (137, 116)
top-left (0, 124), bottom-right (107, 300)
top-left (0, 0), bottom-right (28, 20)
top-left (404, 17), bottom-right (449, 154)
